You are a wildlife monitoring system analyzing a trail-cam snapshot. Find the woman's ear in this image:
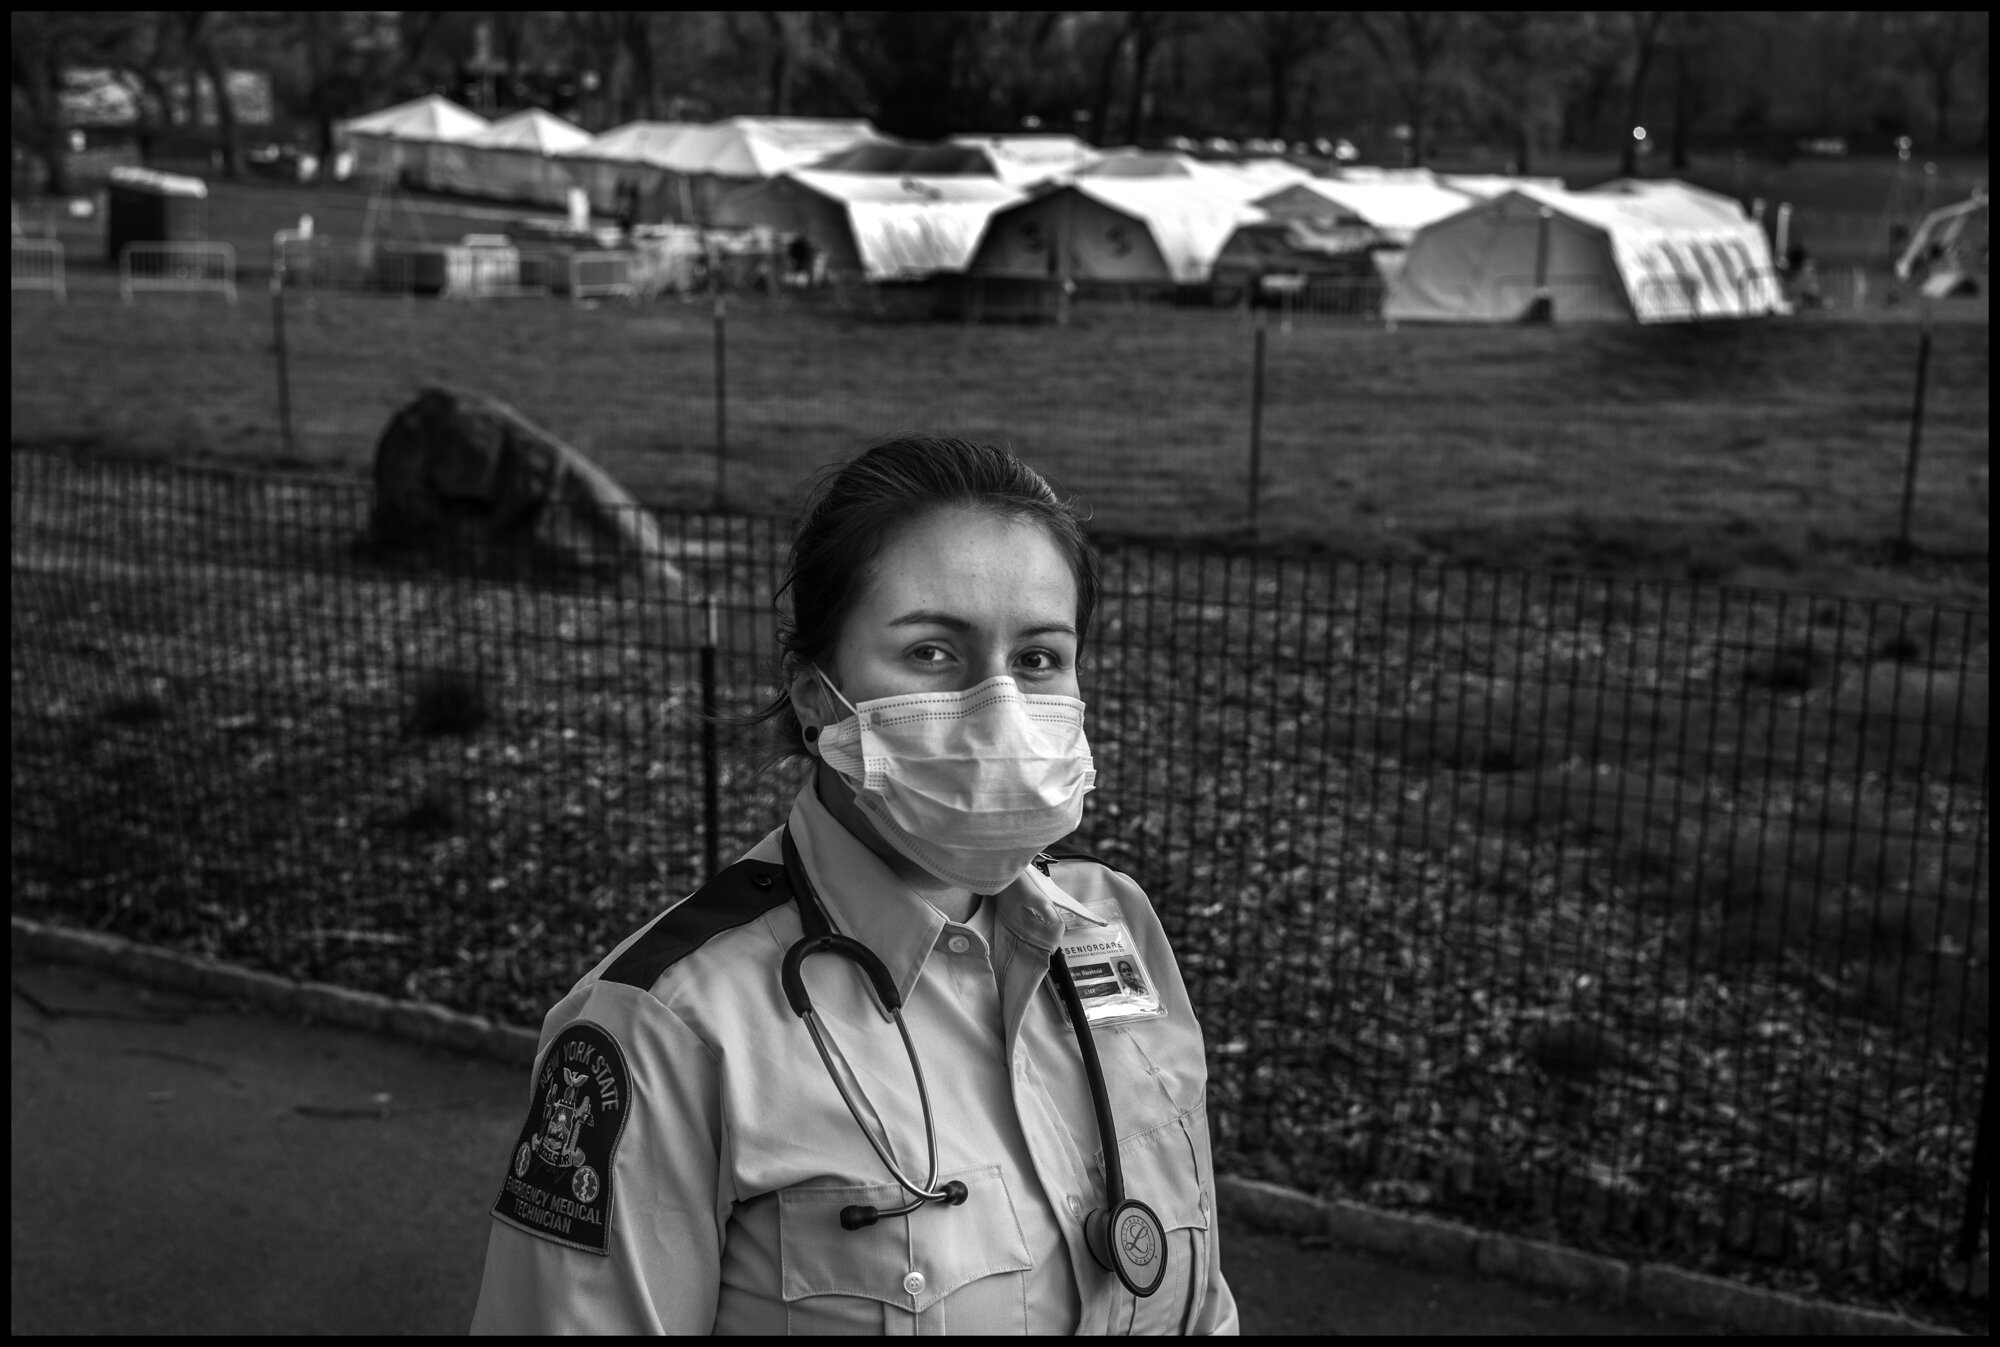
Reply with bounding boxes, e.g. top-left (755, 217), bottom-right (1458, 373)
top-left (788, 666), bottom-right (827, 751)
